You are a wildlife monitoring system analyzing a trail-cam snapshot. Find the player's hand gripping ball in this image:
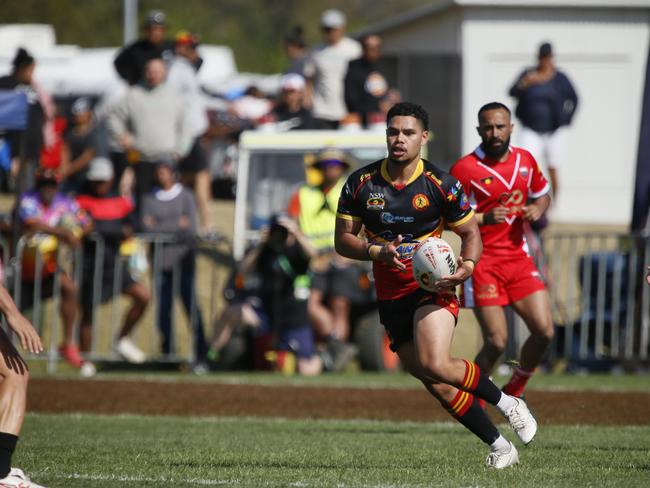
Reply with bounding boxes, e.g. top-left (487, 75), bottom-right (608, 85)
top-left (412, 237), bottom-right (456, 291)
